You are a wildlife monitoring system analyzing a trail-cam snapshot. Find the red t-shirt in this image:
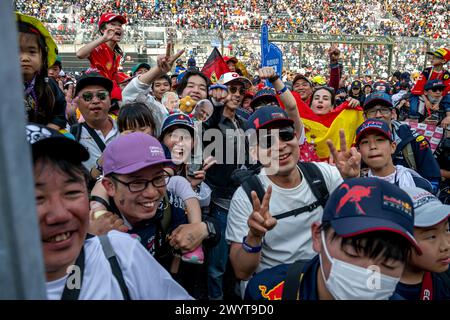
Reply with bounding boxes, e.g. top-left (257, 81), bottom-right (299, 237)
top-left (88, 43), bottom-right (121, 82)
top-left (411, 67), bottom-right (450, 96)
